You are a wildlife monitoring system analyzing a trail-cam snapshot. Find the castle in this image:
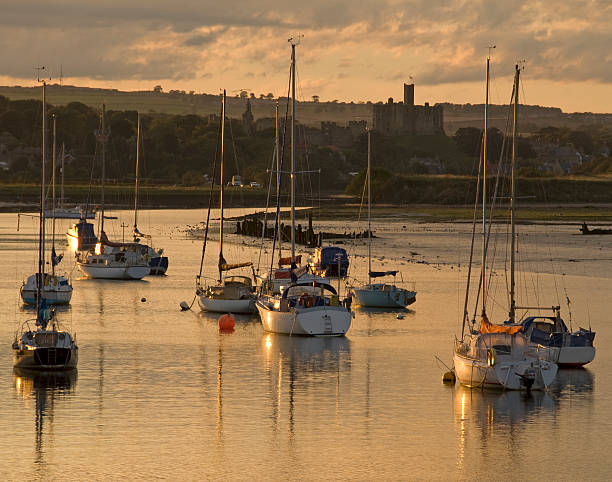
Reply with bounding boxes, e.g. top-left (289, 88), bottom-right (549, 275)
top-left (373, 84), bottom-right (444, 136)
